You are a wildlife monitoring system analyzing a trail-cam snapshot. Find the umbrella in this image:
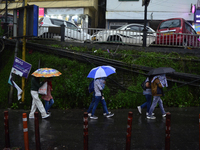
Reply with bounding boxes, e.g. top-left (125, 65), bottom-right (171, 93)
top-left (87, 65), bottom-right (116, 79)
top-left (147, 67), bottom-right (175, 76)
top-left (31, 68), bottom-right (62, 77)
